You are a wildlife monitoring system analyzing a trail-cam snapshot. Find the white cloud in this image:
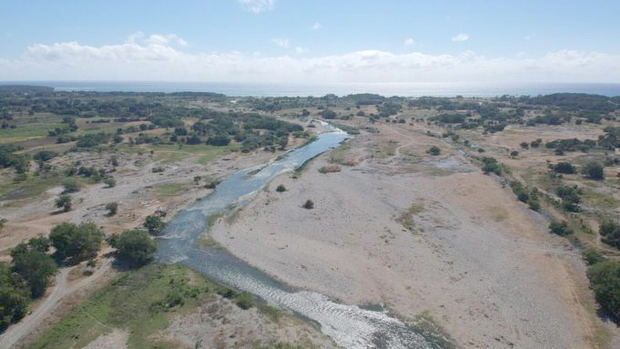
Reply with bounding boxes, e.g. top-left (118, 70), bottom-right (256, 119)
top-left (404, 38), bottom-right (415, 47)
top-left (295, 46), bottom-right (307, 54)
top-left (452, 33), bottom-right (470, 42)
top-left (272, 38), bottom-right (289, 48)
top-left (311, 22), bottom-right (322, 30)
top-left (2, 34), bottom-right (620, 84)
top-left (238, 0), bottom-right (274, 14)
